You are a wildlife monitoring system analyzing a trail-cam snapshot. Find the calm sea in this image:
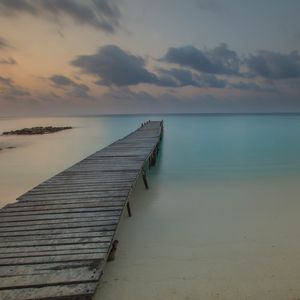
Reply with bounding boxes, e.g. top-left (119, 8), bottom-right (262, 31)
top-left (1, 114), bottom-right (300, 299)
